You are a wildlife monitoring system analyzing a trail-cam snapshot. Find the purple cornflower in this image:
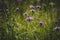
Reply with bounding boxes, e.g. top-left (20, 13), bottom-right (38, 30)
top-left (30, 9), bottom-right (35, 13)
top-left (16, 7), bottom-right (19, 11)
top-left (29, 5), bottom-right (35, 9)
top-left (53, 27), bottom-right (60, 31)
top-left (26, 17), bottom-right (34, 21)
top-left (23, 12), bottom-right (28, 16)
top-left (39, 21), bottom-right (44, 25)
top-left (36, 5), bottom-right (41, 8)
